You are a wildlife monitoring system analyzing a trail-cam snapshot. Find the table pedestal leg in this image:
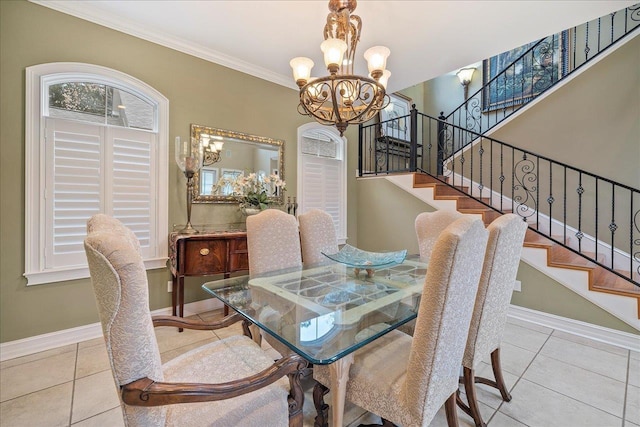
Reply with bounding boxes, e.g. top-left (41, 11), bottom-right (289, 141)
top-left (329, 353), bottom-right (354, 427)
